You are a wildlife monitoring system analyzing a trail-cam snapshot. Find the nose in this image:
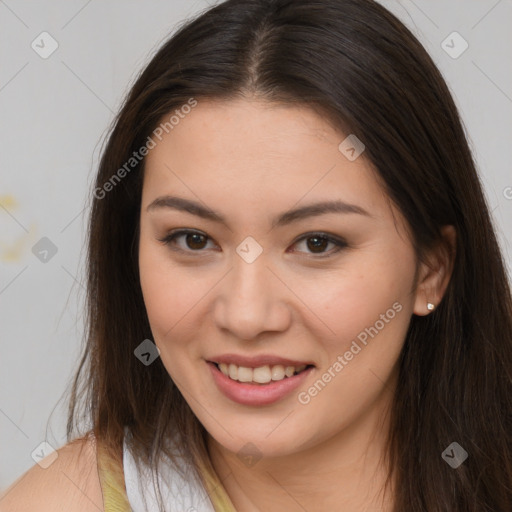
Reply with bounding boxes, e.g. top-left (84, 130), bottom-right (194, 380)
top-left (213, 251), bottom-right (291, 341)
